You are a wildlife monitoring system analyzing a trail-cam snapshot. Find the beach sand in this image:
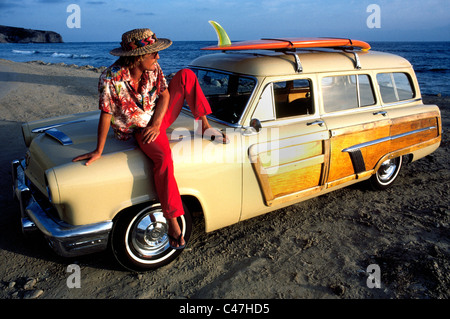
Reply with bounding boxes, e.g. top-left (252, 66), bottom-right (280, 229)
top-left (0, 59), bottom-right (448, 299)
